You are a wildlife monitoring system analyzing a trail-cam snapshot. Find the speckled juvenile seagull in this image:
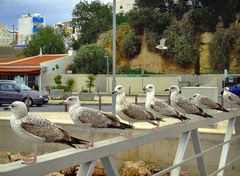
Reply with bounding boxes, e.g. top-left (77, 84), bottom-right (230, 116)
top-left (190, 93), bottom-right (229, 112)
top-left (143, 84), bottom-right (190, 122)
top-left (165, 85), bottom-right (213, 118)
top-left (112, 85), bottom-right (163, 135)
top-left (7, 101), bottom-right (90, 165)
top-left (223, 87), bottom-right (240, 109)
top-left (63, 96), bottom-right (133, 143)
